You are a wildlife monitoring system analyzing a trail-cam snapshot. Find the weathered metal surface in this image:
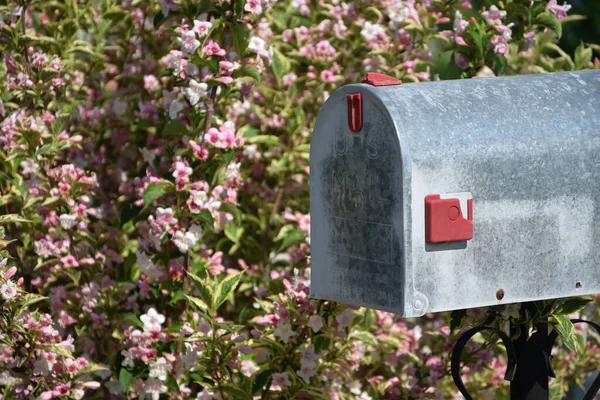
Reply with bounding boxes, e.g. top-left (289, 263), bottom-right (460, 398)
top-left (310, 70), bottom-right (600, 317)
